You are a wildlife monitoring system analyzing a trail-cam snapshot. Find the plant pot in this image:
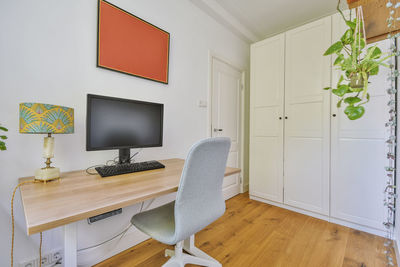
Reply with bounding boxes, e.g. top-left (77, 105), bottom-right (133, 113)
top-left (350, 73), bottom-right (365, 89)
